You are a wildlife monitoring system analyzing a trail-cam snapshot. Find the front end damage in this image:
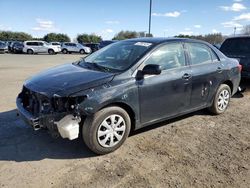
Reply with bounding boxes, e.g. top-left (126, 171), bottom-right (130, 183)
top-left (16, 86), bottom-right (85, 140)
